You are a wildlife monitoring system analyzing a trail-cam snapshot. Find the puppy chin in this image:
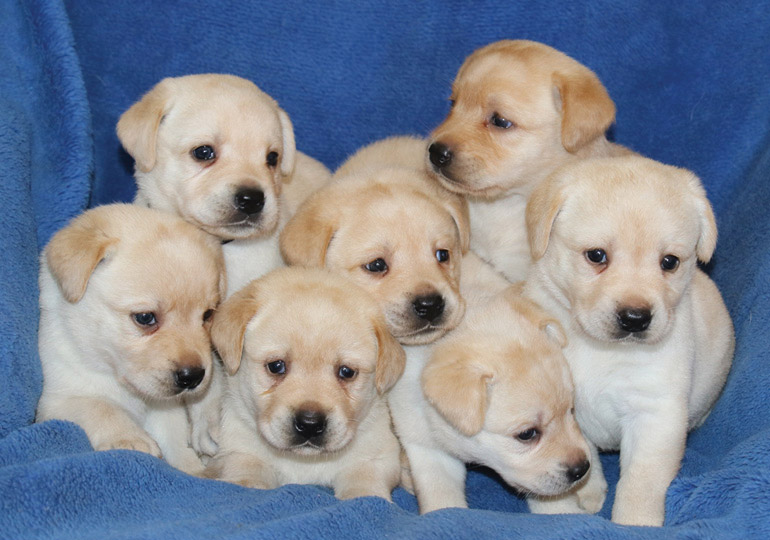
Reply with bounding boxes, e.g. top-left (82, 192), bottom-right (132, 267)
top-left (199, 212), bottom-right (279, 241)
